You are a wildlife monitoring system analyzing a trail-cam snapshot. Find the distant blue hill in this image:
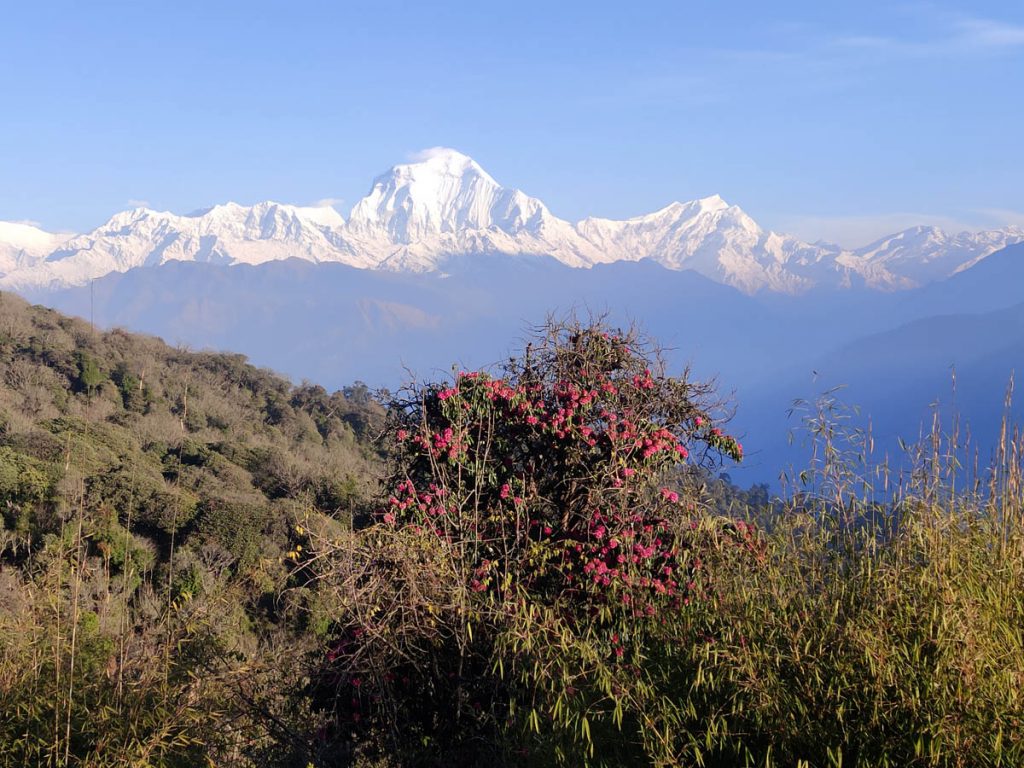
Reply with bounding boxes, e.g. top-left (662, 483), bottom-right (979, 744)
top-left (25, 244), bottom-right (1024, 486)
